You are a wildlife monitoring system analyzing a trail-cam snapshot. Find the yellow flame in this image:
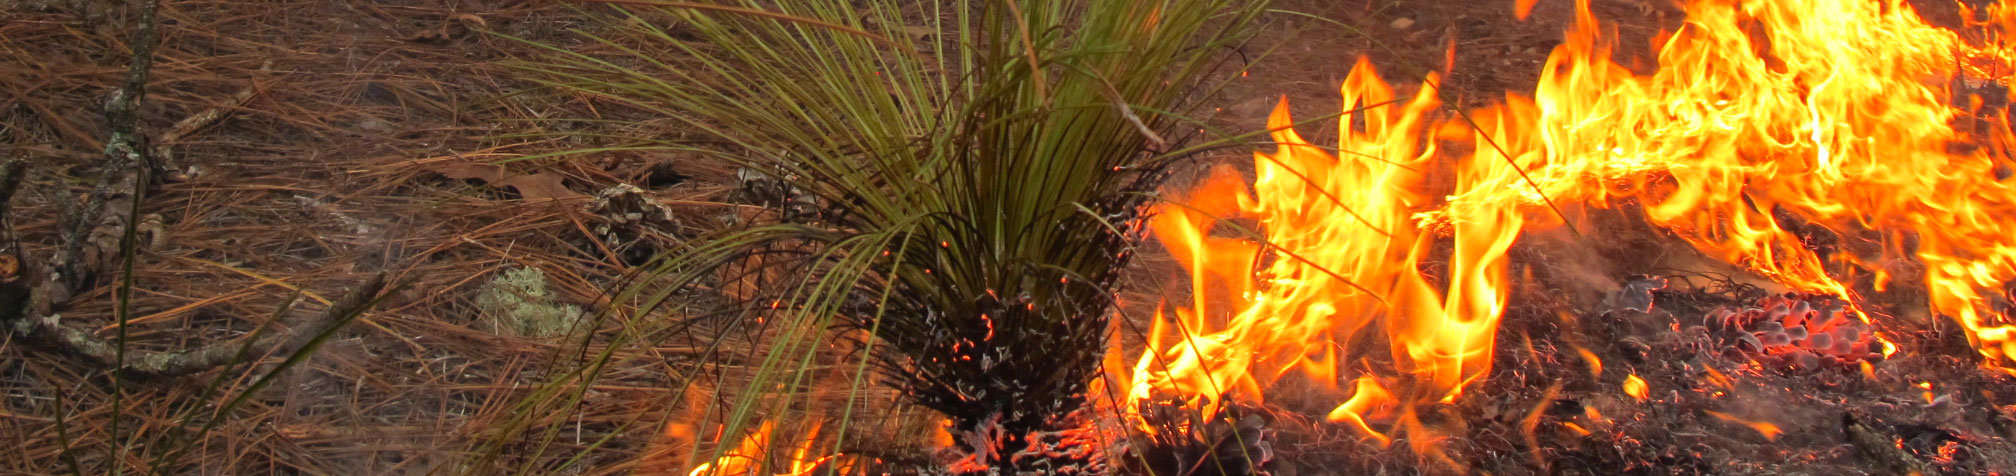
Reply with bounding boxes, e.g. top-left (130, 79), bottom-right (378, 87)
top-left (1129, 56), bottom-right (1510, 442)
top-left (1325, 376), bottom-right (1397, 445)
top-left (1129, 0), bottom-right (2016, 455)
top-left (1705, 411), bottom-right (1784, 441)
top-left (1517, 0), bottom-right (2016, 362)
top-left (686, 422), bottom-right (835, 476)
top-left (1623, 374), bottom-right (1649, 401)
